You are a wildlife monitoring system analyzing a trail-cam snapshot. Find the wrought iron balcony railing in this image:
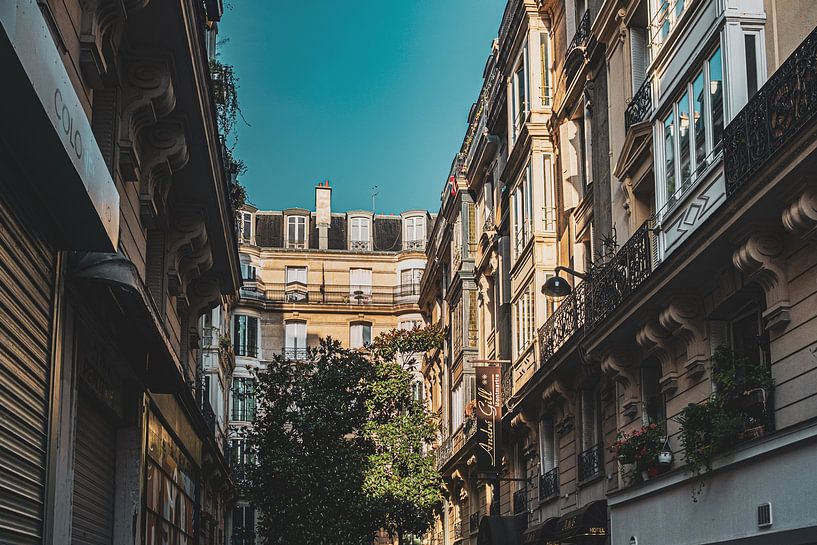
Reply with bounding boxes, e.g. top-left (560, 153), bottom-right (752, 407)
top-left (625, 78), bottom-right (652, 130)
top-left (578, 443), bottom-right (602, 481)
top-left (566, 10), bottom-right (591, 58)
top-left (231, 531), bottom-right (256, 545)
top-left (403, 239), bottom-right (426, 251)
top-left (469, 511), bottom-right (480, 534)
top-left (240, 283), bottom-right (422, 307)
top-left (724, 24), bottom-right (817, 196)
top-left (234, 344), bottom-right (258, 358)
top-left (453, 521), bottom-right (463, 540)
top-left (501, 364), bottom-right (513, 407)
top-left (538, 280), bottom-right (589, 364)
top-left (201, 396), bottom-right (217, 436)
top-left (513, 487), bottom-right (528, 514)
top-left (586, 220), bottom-right (654, 328)
top-left (280, 347), bottom-right (309, 361)
top-left (394, 283), bottom-right (422, 298)
top-left (350, 240), bottom-right (371, 251)
top-left (539, 467), bottom-right (559, 501)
